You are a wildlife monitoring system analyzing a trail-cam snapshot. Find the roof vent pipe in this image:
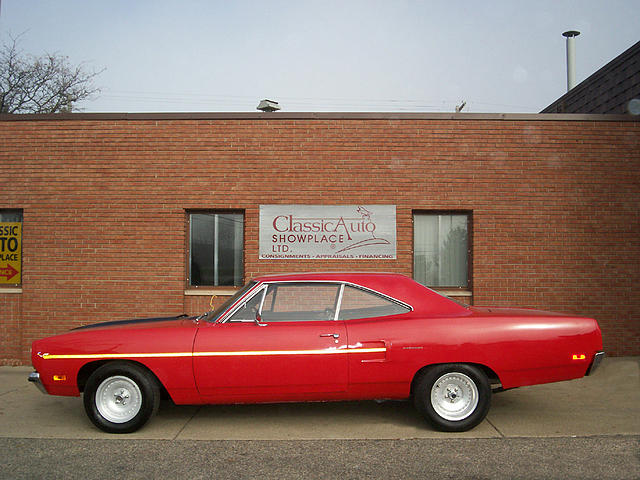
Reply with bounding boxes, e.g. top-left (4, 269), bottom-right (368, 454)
top-left (563, 30), bottom-right (580, 92)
